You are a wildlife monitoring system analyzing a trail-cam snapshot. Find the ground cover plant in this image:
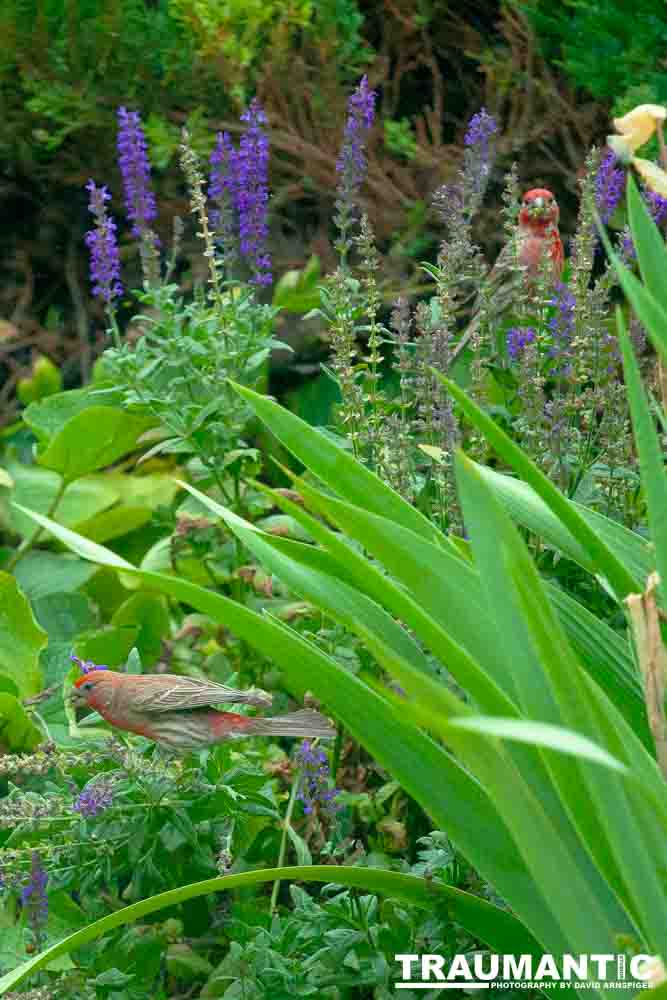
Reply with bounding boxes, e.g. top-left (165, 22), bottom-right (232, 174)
top-left (0, 69), bottom-right (667, 1000)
